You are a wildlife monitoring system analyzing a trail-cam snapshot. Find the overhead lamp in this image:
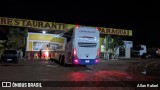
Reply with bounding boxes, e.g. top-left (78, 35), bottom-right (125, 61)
top-left (43, 31), bottom-right (46, 34)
